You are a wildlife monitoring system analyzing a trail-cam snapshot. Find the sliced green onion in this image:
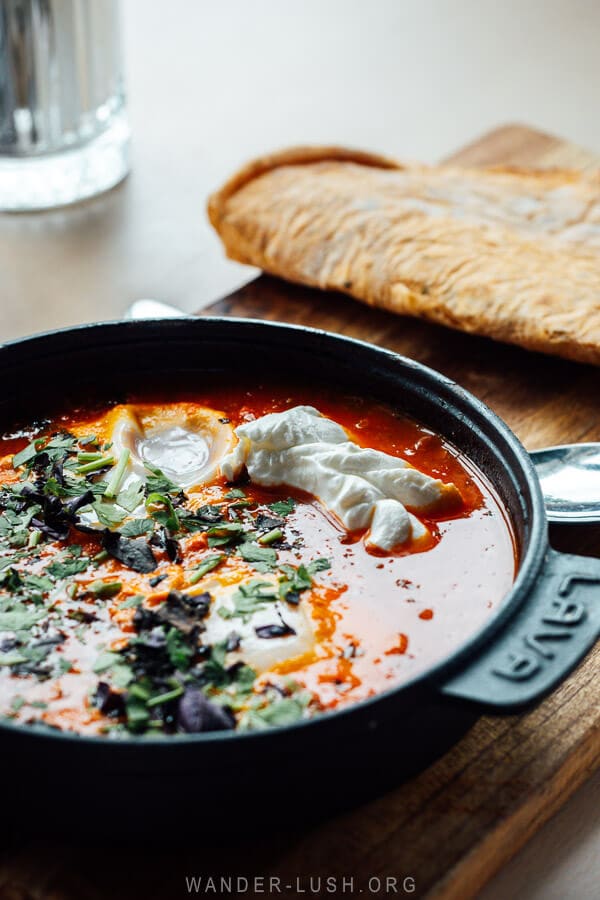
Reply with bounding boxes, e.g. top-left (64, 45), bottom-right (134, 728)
top-left (189, 554), bottom-right (224, 584)
top-left (258, 528), bottom-right (283, 545)
top-left (77, 451), bottom-right (104, 463)
top-left (104, 449), bottom-right (131, 499)
top-left (93, 550), bottom-right (109, 564)
top-left (120, 593), bottom-right (144, 609)
top-left (28, 529), bottom-right (42, 548)
top-left (129, 683), bottom-right (151, 701)
top-left (75, 455), bottom-right (115, 475)
top-left (88, 580), bottom-right (122, 598)
top-left (146, 685), bottom-right (184, 708)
